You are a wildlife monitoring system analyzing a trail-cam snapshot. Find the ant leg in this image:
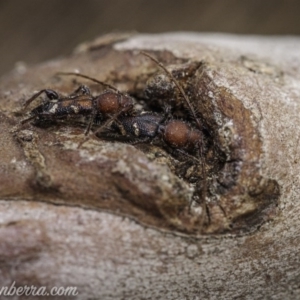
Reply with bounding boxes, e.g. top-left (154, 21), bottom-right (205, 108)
top-left (130, 137), bottom-right (152, 145)
top-left (218, 204), bottom-right (227, 217)
top-left (92, 104), bottom-right (134, 136)
top-left (205, 202), bottom-right (211, 225)
top-left (194, 138), bottom-right (209, 222)
top-left (23, 89), bottom-right (59, 110)
top-left (92, 117), bottom-right (114, 136)
top-left (20, 111), bottom-right (59, 125)
top-left (20, 114), bottom-right (38, 125)
top-left (78, 107), bottom-right (100, 148)
top-left (96, 131), bottom-right (128, 142)
top-left (84, 108), bottom-right (98, 136)
top-left (79, 105), bottom-right (134, 148)
top-left (175, 149), bottom-right (201, 163)
top-left (96, 128), bottom-right (152, 145)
